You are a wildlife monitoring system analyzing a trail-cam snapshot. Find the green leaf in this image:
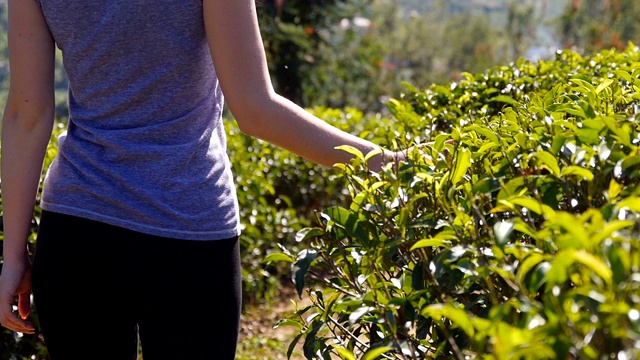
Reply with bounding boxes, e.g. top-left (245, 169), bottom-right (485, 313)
top-left (534, 151), bottom-right (561, 176)
top-left (592, 220), bottom-right (635, 246)
top-left (292, 249), bottom-right (318, 298)
top-left (560, 166), bottom-right (594, 181)
top-left (583, 119), bottom-right (605, 132)
top-left (411, 238), bottom-right (452, 251)
top-left (605, 245), bottom-right (627, 285)
top-left (466, 124), bottom-right (501, 144)
top-left (515, 133), bottom-right (528, 148)
top-left (401, 81), bottom-right (420, 93)
top-left (263, 252), bottom-right (294, 264)
top-left (621, 155), bottom-right (640, 174)
top-left (478, 141), bottom-right (499, 155)
top-left (364, 148), bottom-right (383, 164)
top-left (572, 250), bottom-right (613, 285)
top-left (423, 304), bottom-right (475, 337)
top-left (325, 206), bottom-right (369, 244)
top-left (493, 220), bottom-right (515, 249)
top-left (550, 133), bottom-right (570, 155)
top-left (601, 116), bottom-right (632, 148)
top-left (497, 176), bottom-right (529, 201)
top-left (547, 250), bottom-right (575, 287)
top-left (362, 347), bottom-right (393, 360)
top-left (490, 95), bottom-right (518, 106)
top-left (335, 145), bottom-right (365, 162)
top-left (548, 212), bottom-right (589, 248)
top-left (434, 133), bottom-right (450, 152)
top-left (528, 262), bottom-right (551, 293)
top-left (333, 346), bottom-right (356, 360)
top-left (322, 292), bottom-right (340, 322)
top-left (303, 321), bottom-right (324, 359)
top-left (609, 179), bottom-right (622, 200)
top-left (615, 197), bottom-right (640, 212)
top-left (576, 128), bottom-right (600, 145)
top-left (565, 104), bottom-right (588, 119)
top-left (295, 227), bottom-right (324, 243)
top-left (510, 344), bottom-right (556, 359)
top-left (287, 332), bottom-right (305, 360)
top-left (517, 253), bottom-right (546, 281)
top-left (513, 218), bottom-right (539, 239)
top-left (502, 197), bottom-right (556, 217)
top-left (613, 70), bottom-right (632, 82)
top-left (473, 177), bottom-right (502, 195)
top-left (349, 306), bottom-right (374, 325)
top-left (596, 79), bottom-right (614, 94)
top-left (548, 249), bottom-right (612, 287)
top-left (274, 319), bottom-right (303, 330)
top-left (451, 149), bottom-right (471, 185)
